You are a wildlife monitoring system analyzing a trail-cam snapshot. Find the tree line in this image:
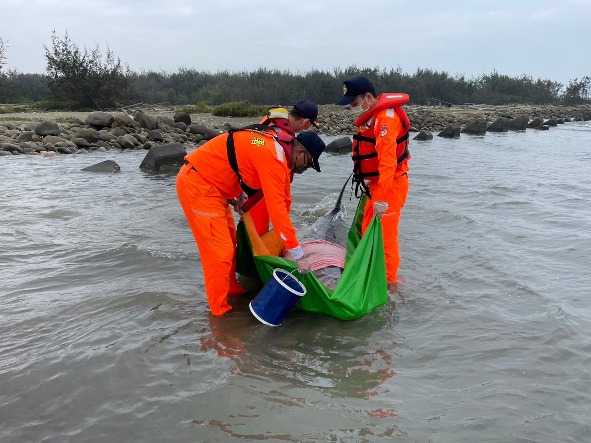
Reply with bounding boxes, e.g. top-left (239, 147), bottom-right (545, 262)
top-left (0, 33), bottom-right (589, 109)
